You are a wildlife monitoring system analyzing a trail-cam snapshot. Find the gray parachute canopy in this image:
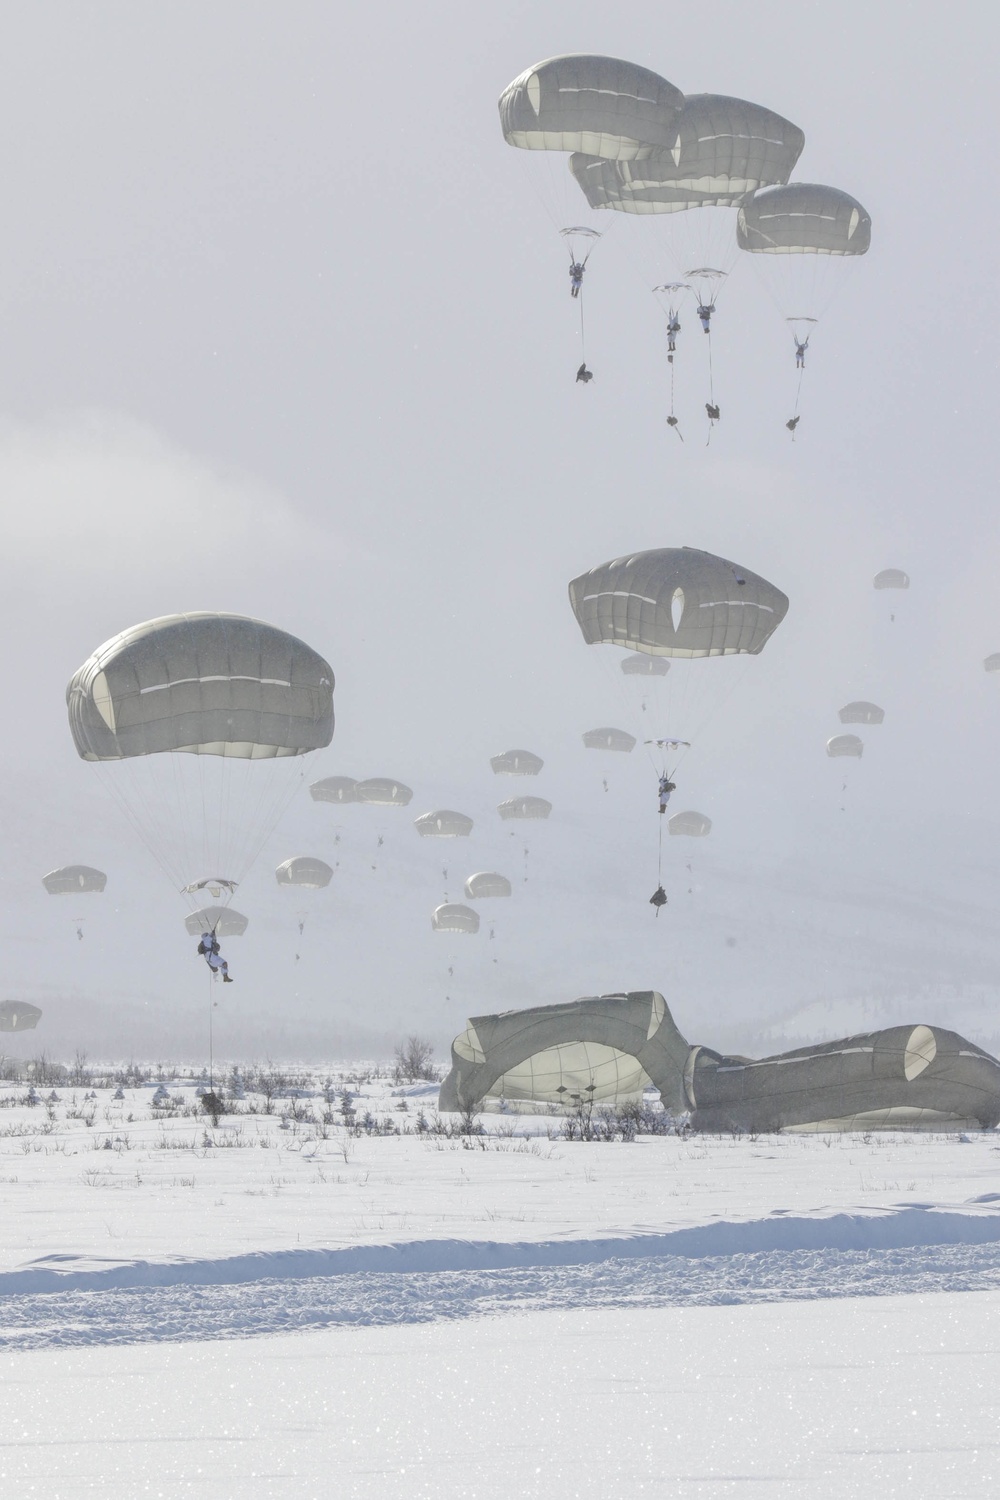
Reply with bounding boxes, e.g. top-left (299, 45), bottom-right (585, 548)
top-left (737, 183), bottom-right (871, 255)
top-left (464, 872), bottom-right (513, 900)
top-left (621, 653), bottom-right (671, 676)
top-left (498, 796), bottom-right (552, 821)
top-left (668, 810), bottom-right (712, 837)
top-left (827, 734), bottom-right (863, 759)
top-left (839, 701), bottom-right (884, 725)
top-left (569, 547), bottom-right (789, 657)
top-left (874, 569), bottom-right (909, 590)
top-left (440, 992), bottom-right (691, 1112)
top-left (432, 903), bottom-right (480, 935)
top-left (67, 613), bottom-right (334, 761)
top-left (490, 750), bottom-right (544, 776)
top-left (310, 776), bottom-right (358, 804)
top-left (42, 865), bottom-right (107, 895)
top-left (582, 727), bottom-right (637, 752)
top-left (355, 778), bottom-right (413, 807)
top-left (684, 1025), bottom-right (1000, 1133)
top-left (184, 906), bottom-right (249, 938)
top-left (499, 55), bottom-right (683, 158)
top-left (275, 856), bottom-right (333, 889)
top-left (984, 654), bottom-right (1000, 673)
top-left (570, 94), bottom-right (804, 213)
top-left (0, 1000), bottom-right (42, 1032)
top-left (414, 810), bottom-right (474, 838)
